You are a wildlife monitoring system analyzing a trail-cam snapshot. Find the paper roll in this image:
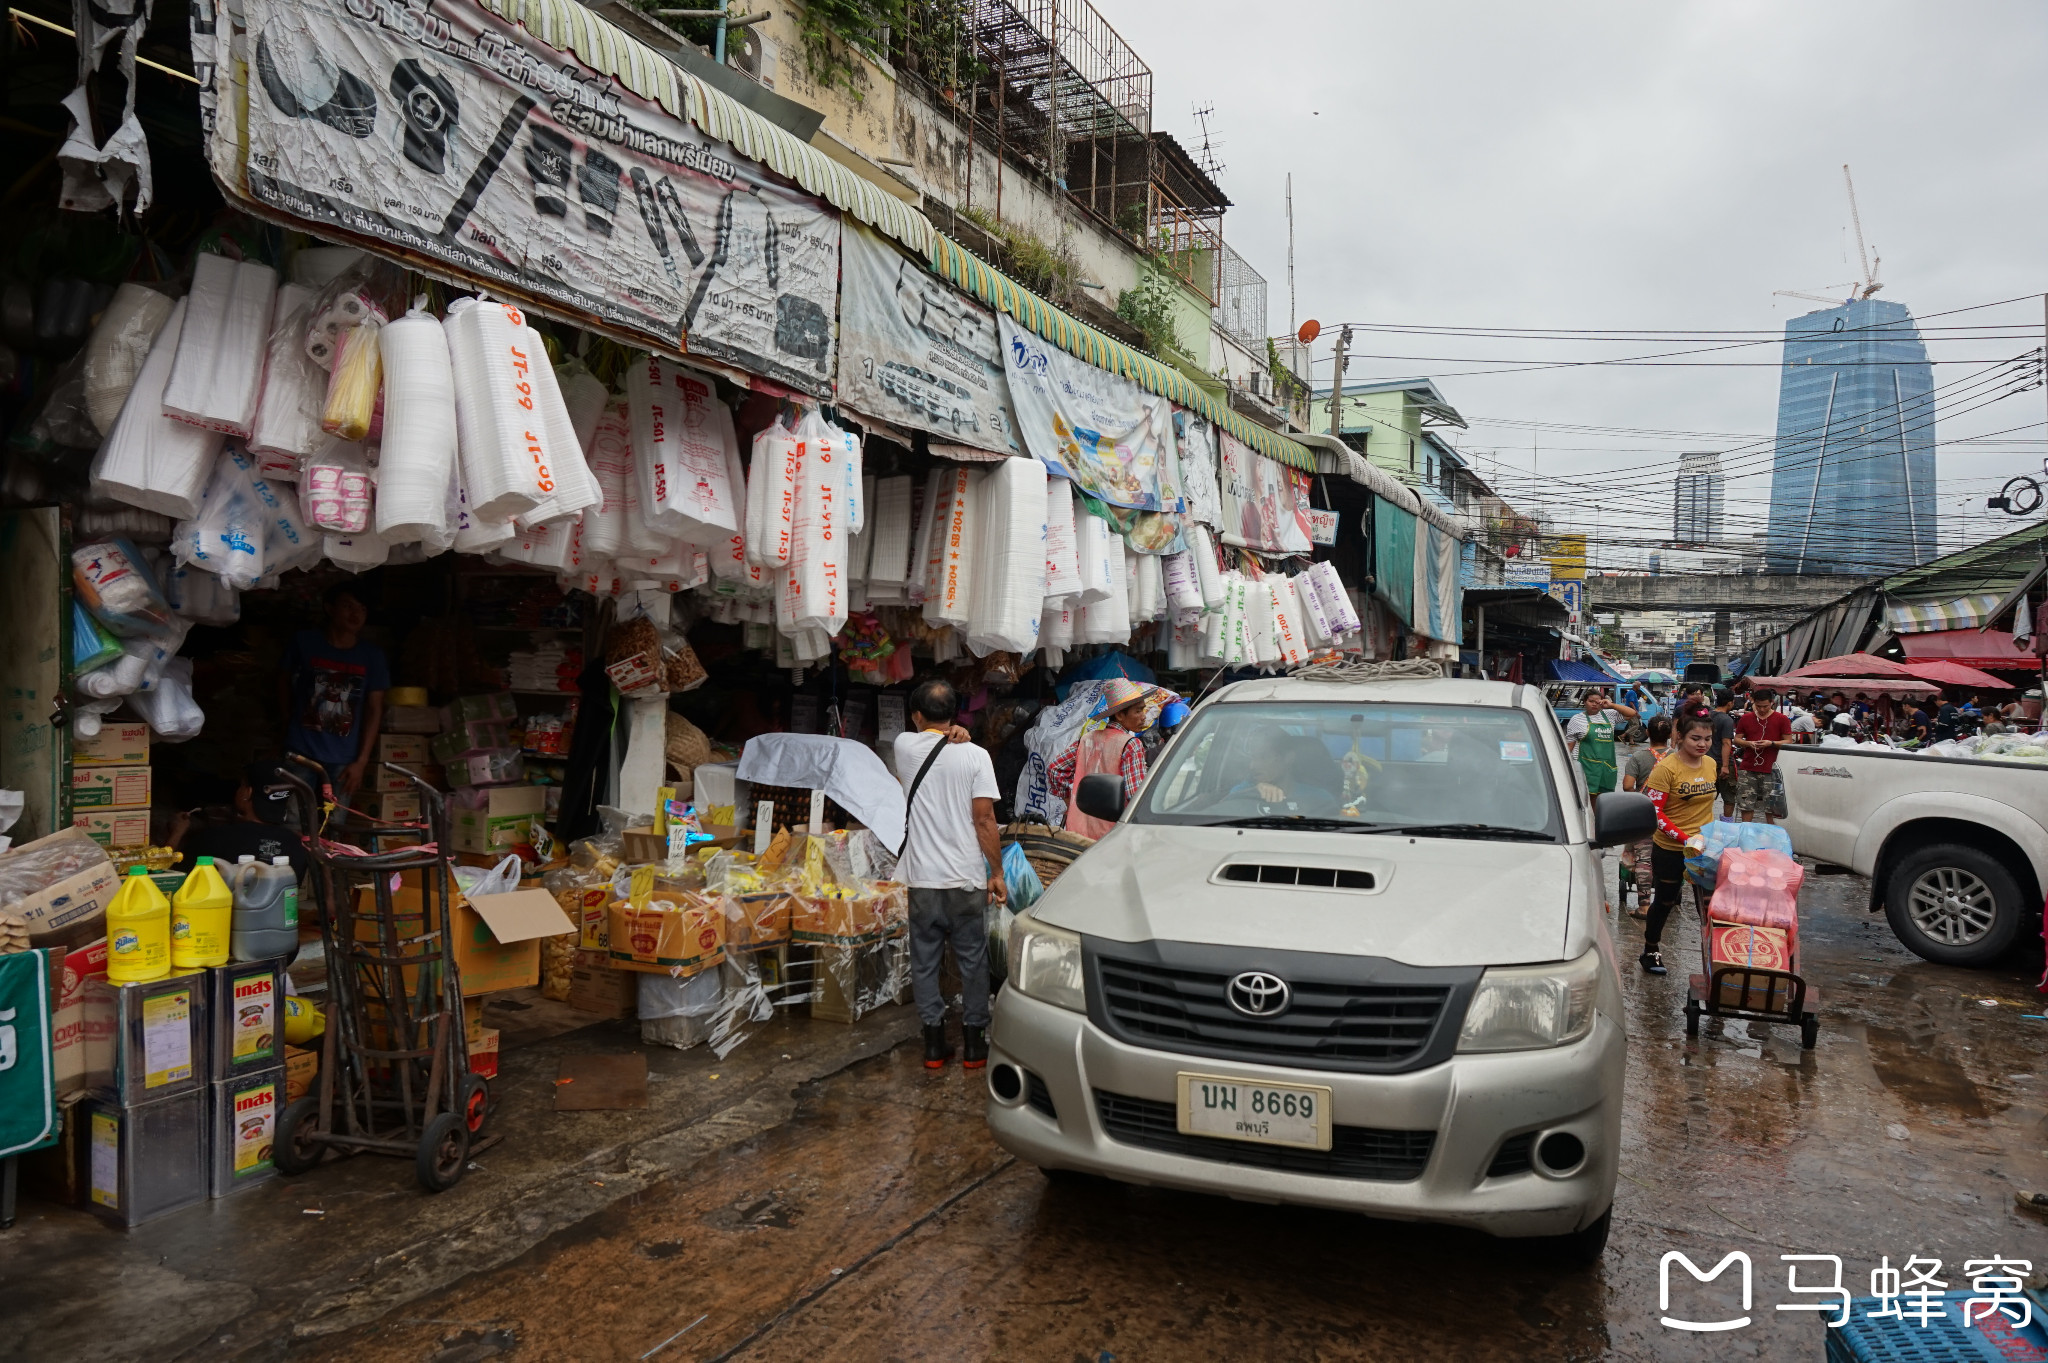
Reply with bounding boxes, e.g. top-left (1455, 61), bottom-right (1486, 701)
top-left (90, 299), bottom-right (226, 520)
top-left (82, 282), bottom-right (174, 436)
top-left (560, 365), bottom-right (610, 453)
top-left (1132, 550), bottom-right (1166, 623)
top-left (447, 299), bottom-right (547, 522)
top-left (924, 466), bottom-right (983, 629)
top-left (966, 456), bottom-right (1047, 655)
top-left (1043, 477), bottom-right (1082, 601)
top-left (1187, 522), bottom-right (1224, 610)
top-left (1293, 571), bottom-right (1333, 645)
top-left (162, 254), bottom-right (277, 437)
top-left (865, 476), bottom-right (914, 586)
top-left (1163, 550), bottom-right (1202, 614)
top-left (248, 283), bottom-right (326, 463)
top-left (1073, 503), bottom-right (1115, 605)
top-left (375, 312), bottom-right (459, 542)
top-left (518, 327), bottom-right (602, 526)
